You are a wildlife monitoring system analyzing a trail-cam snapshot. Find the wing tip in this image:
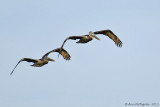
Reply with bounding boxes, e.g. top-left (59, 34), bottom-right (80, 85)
top-left (115, 40), bottom-right (123, 47)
